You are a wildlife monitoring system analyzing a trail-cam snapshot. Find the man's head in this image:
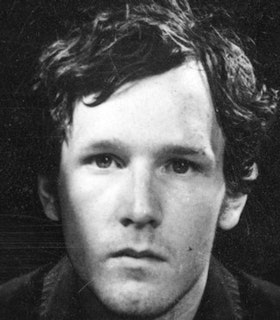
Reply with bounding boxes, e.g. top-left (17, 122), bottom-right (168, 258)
top-left (36, 0), bottom-right (276, 318)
